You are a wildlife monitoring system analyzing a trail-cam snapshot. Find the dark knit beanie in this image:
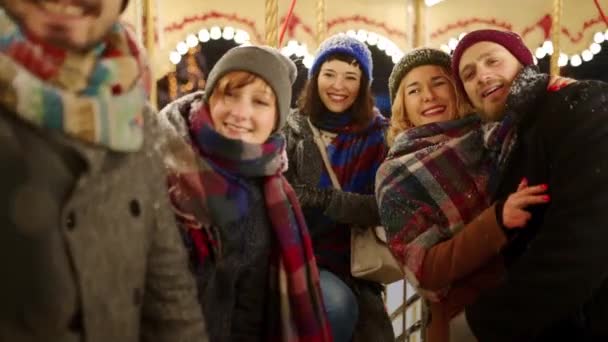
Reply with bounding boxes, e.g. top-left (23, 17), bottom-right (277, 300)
top-left (204, 45), bottom-right (297, 130)
top-left (451, 29), bottom-right (534, 97)
top-left (388, 48), bottom-right (451, 104)
top-left (308, 34), bottom-right (373, 82)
